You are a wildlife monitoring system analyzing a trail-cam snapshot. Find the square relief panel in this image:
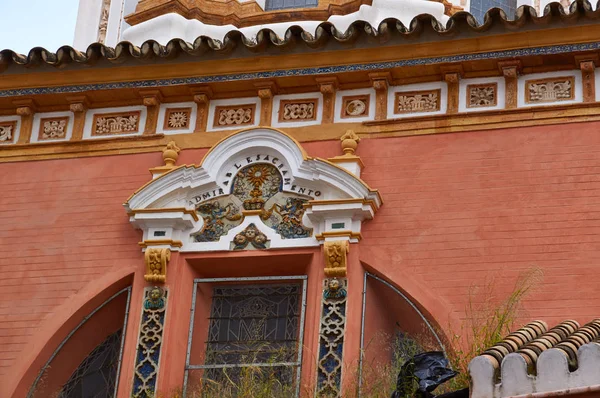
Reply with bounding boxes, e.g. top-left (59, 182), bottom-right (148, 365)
top-left (394, 89), bottom-right (441, 114)
top-left (525, 76), bottom-right (575, 104)
top-left (92, 111), bottom-right (141, 136)
top-left (467, 83), bottom-right (498, 108)
top-left (278, 98), bottom-right (318, 122)
top-left (340, 94), bottom-right (370, 119)
top-left (213, 104), bottom-right (256, 128)
top-left (38, 116), bottom-right (70, 141)
top-left (163, 107), bottom-right (192, 131)
top-left (0, 120), bottom-right (17, 144)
